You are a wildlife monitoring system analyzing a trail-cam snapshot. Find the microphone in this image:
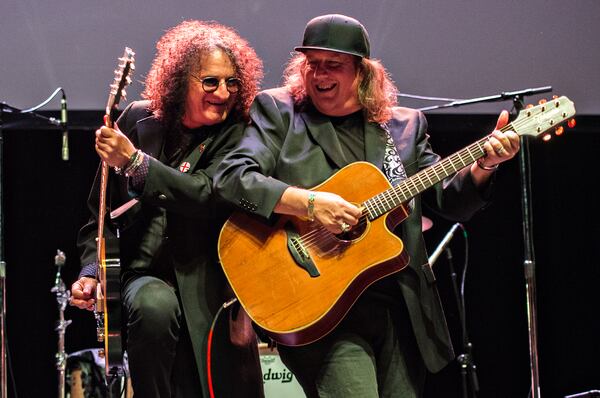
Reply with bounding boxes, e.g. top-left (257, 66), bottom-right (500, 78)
top-left (429, 223), bottom-right (462, 266)
top-left (60, 93), bottom-right (69, 161)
